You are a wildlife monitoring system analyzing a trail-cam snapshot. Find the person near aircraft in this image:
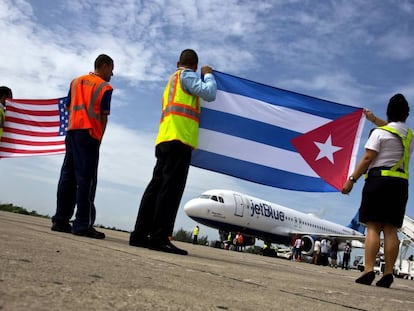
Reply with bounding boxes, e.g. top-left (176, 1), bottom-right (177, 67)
top-left (129, 49), bottom-right (217, 255)
top-left (330, 239), bottom-right (339, 268)
top-left (342, 94), bottom-right (414, 288)
top-left (341, 242), bottom-right (352, 270)
top-left (312, 238), bottom-right (321, 265)
top-left (192, 225), bottom-right (199, 244)
top-left (236, 232), bottom-right (244, 251)
top-left (293, 236), bottom-right (303, 262)
top-left (320, 238), bottom-right (330, 266)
